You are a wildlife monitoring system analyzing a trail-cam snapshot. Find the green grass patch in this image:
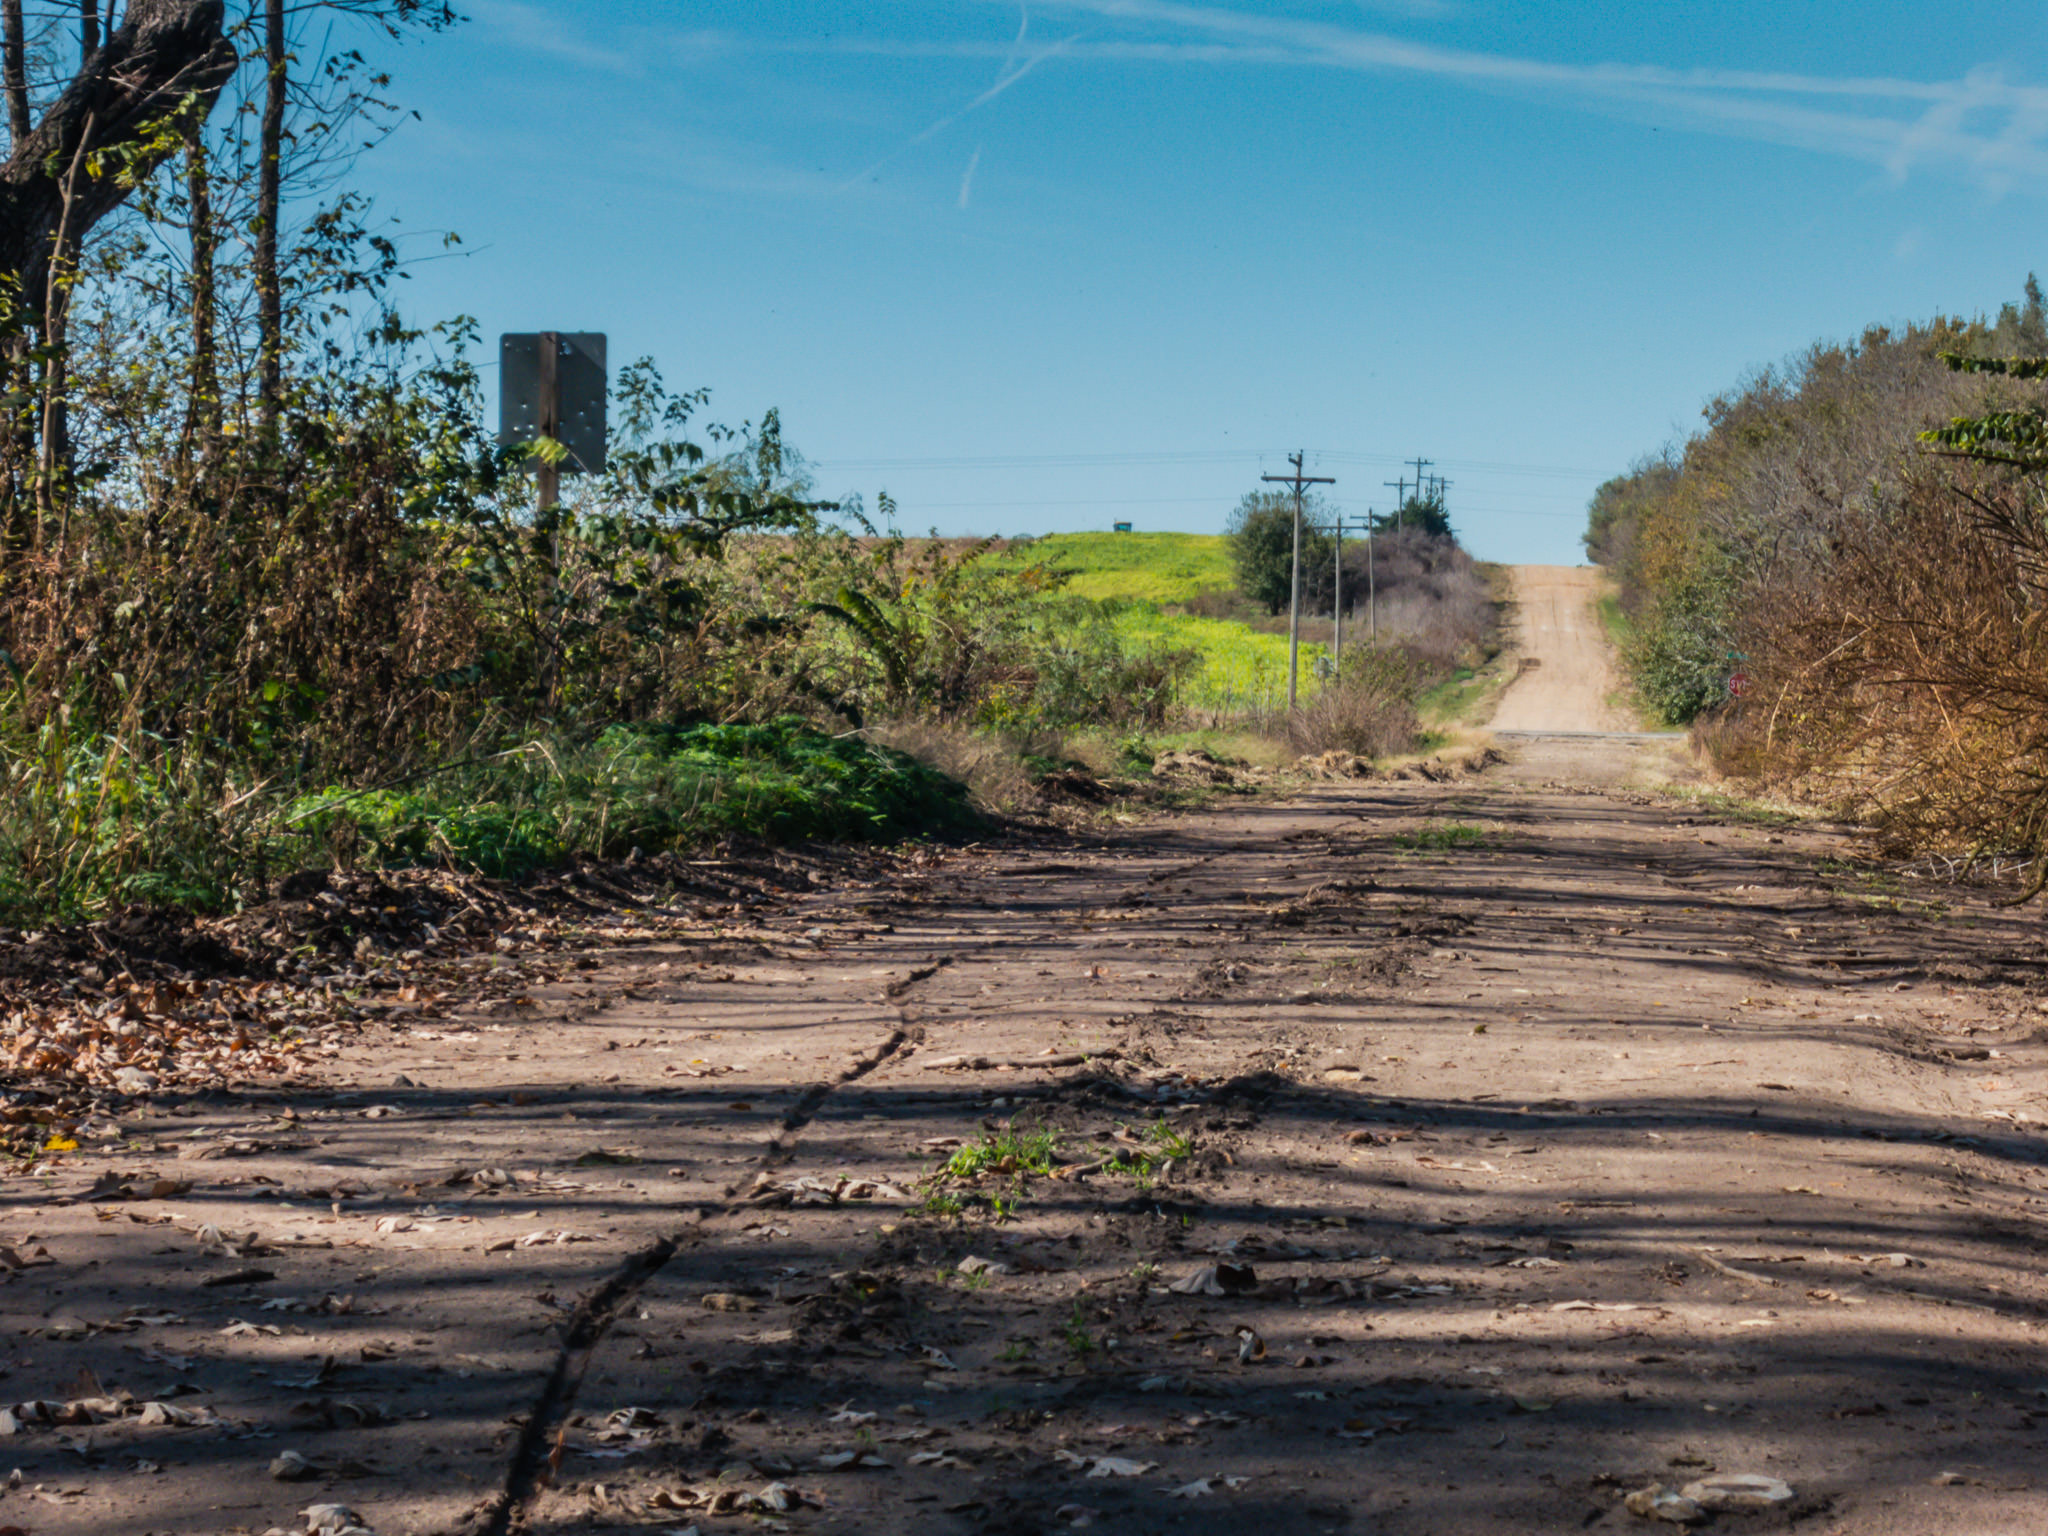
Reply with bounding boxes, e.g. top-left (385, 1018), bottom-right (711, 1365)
top-left (1596, 592), bottom-right (1676, 729)
top-left (1001, 531), bottom-right (1235, 604)
top-left (1596, 592), bottom-right (1631, 650)
top-left (294, 717), bottom-right (978, 880)
top-left (1416, 664), bottom-right (1503, 727)
top-left (0, 714), bottom-right (977, 923)
top-left (1062, 1302), bottom-right (1099, 1357)
top-left (995, 530), bottom-right (1351, 717)
top-left (934, 1125), bottom-right (1063, 1181)
top-left (1394, 820), bottom-right (1488, 852)
top-left (1105, 604), bottom-right (1322, 715)
top-left (920, 1123), bottom-right (1062, 1218)
top-left (1099, 1118), bottom-right (1195, 1187)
